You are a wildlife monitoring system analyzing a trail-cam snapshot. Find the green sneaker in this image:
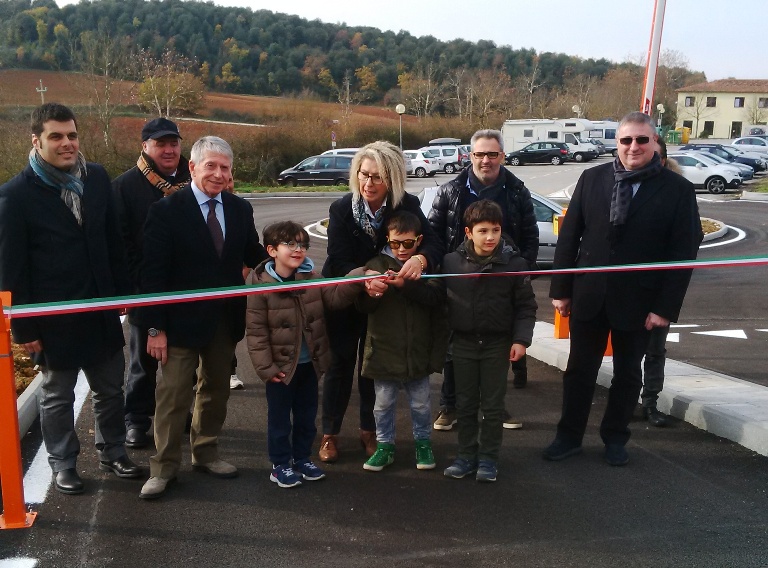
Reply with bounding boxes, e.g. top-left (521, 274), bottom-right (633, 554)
top-left (363, 443), bottom-right (395, 471)
top-left (415, 439), bottom-right (435, 470)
